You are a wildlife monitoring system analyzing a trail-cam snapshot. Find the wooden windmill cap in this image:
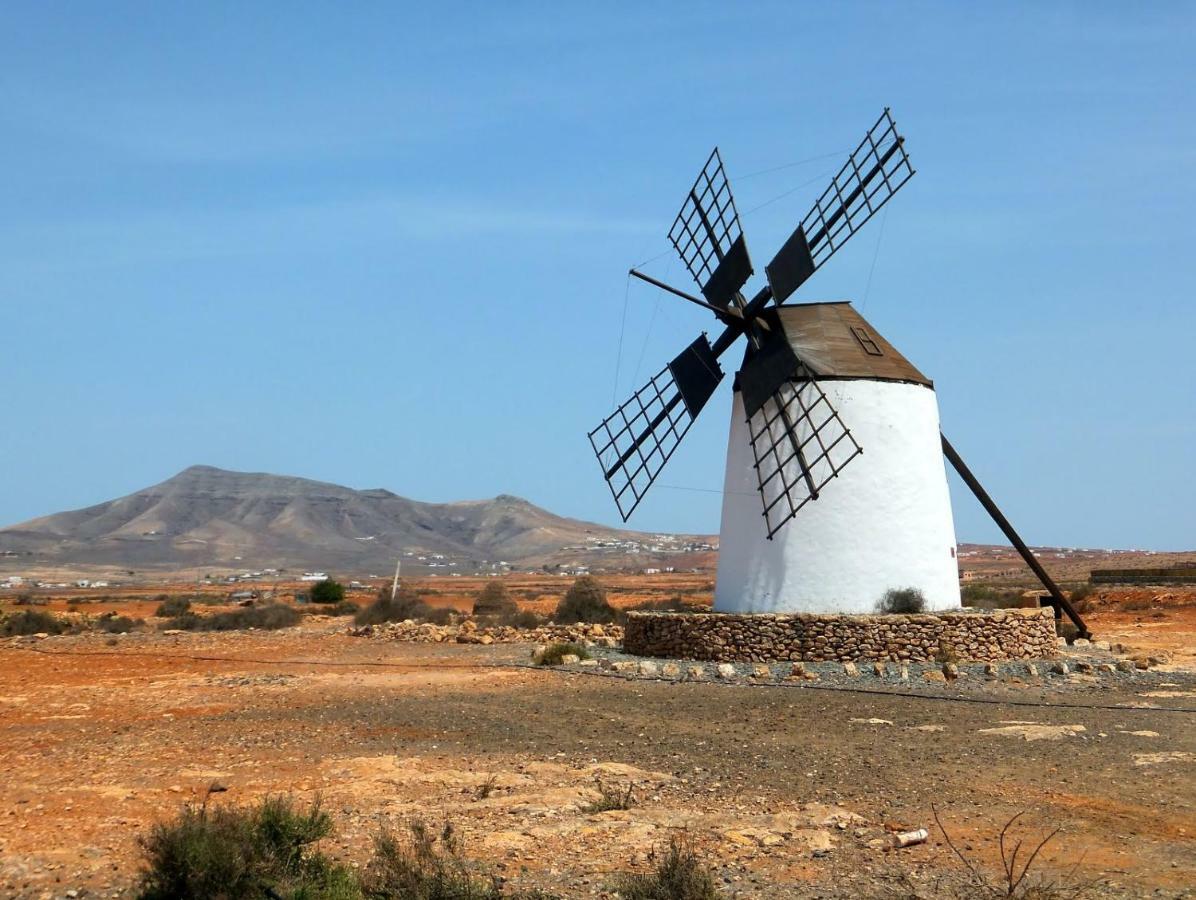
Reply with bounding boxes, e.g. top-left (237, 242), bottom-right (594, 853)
top-left (758, 300), bottom-right (932, 387)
